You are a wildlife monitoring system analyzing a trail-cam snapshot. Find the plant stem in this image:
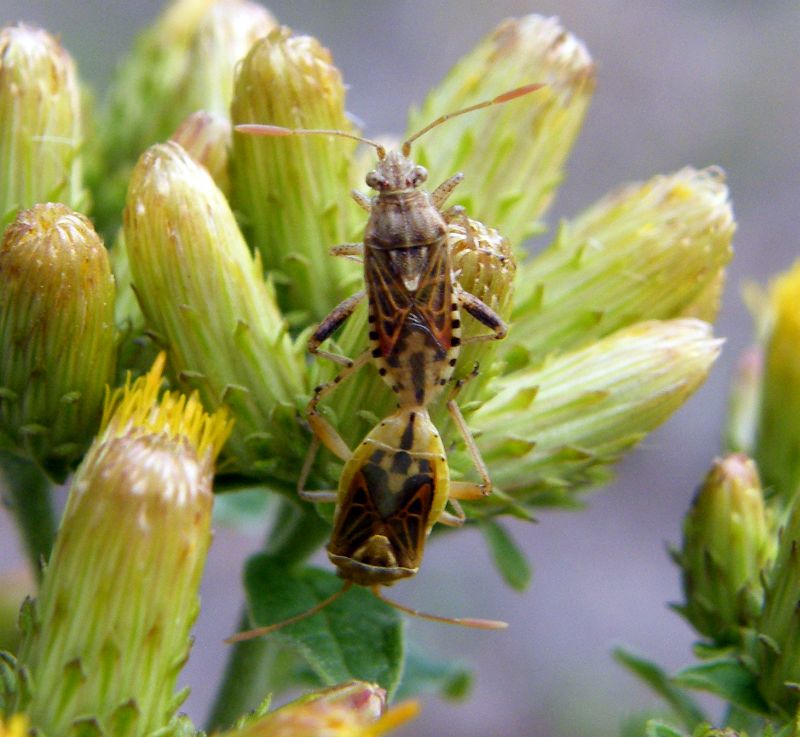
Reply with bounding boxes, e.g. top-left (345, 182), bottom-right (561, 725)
top-left (205, 497), bottom-right (329, 730)
top-left (0, 451), bottom-right (55, 582)
top-left (205, 609), bottom-right (272, 731)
